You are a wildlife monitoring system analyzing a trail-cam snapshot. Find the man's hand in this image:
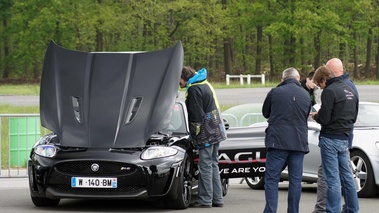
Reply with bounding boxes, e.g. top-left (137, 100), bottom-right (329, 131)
top-left (309, 112), bottom-right (317, 120)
